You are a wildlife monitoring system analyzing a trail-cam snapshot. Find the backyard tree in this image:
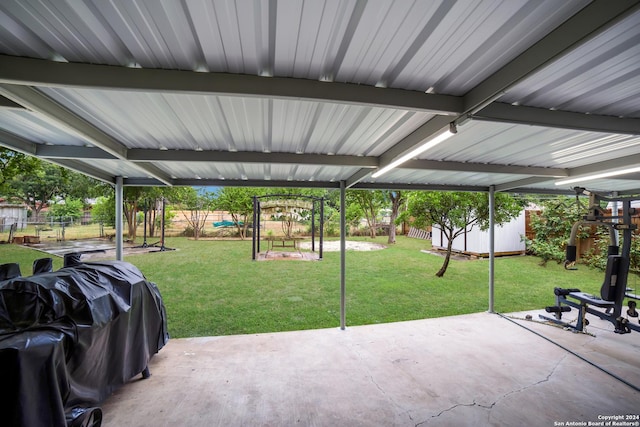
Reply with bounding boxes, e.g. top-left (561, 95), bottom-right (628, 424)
top-left (0, 148), bottom-right (39, 194)
top-left (346, 190), bottom-right (386, 238)
top-left (8, 161), bottom-right (73, 221)
top-left (65, 173), bottom-right (112, 201)
top-left (122, 187), bottom-right (147, 239)
top-left (47, 198), bottom-right (84, 239)
top-left (2, 150), bottom-right (106, 206)
top-left (144, 187), bottom-right (190, 238)
top-left (121, 187), bottom-right (189, 239)
top-left (90, 186), bottom-right (182, 239)
top-left (214, 187), bottom-right (265, 239)
top-left (174, 187), bottom-right (216, 239)
top-left (383, 190), bottom-right (405, 244)
top-left (47, 198), bottom-right (84, 223)
top-left (406, 191), bottom-right (523, 277)
top-left (92, 195), bottom-right (116, 227)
